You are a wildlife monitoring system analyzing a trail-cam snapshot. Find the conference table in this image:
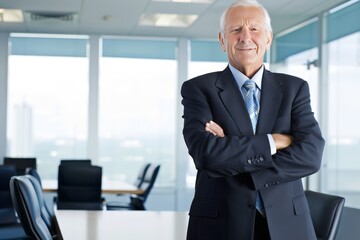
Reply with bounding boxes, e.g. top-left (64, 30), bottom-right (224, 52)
top-left (55, 210), bottom-right (189, 240)
top-left (42, 179), bottom-right (144, 194)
